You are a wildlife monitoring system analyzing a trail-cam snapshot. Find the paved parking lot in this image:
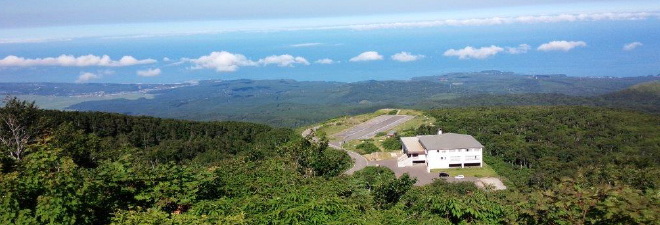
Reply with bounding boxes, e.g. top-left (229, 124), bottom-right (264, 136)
top-left (375, 159), bottom-right (506, 189)
top-left (375, 159), bottom-right (440, 186)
